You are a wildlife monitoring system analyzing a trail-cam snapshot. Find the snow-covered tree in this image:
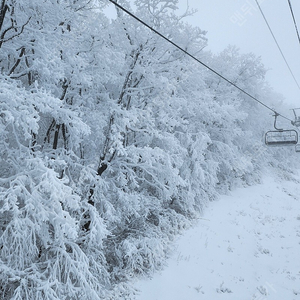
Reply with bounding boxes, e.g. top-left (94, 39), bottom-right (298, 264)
top-left (1, 0), bottom-right (298, 299)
